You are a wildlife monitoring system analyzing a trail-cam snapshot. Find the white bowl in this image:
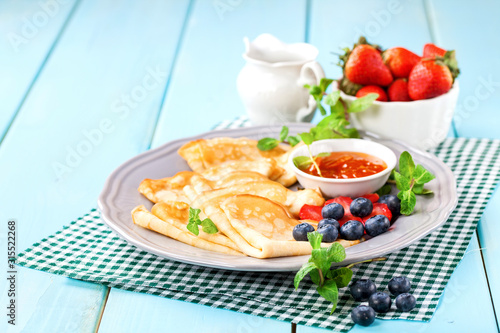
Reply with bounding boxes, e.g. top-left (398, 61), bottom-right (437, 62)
top-left (339, 81), bottom-right (459, 151)
top-left (288, 139), bottom-right (397, 198)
